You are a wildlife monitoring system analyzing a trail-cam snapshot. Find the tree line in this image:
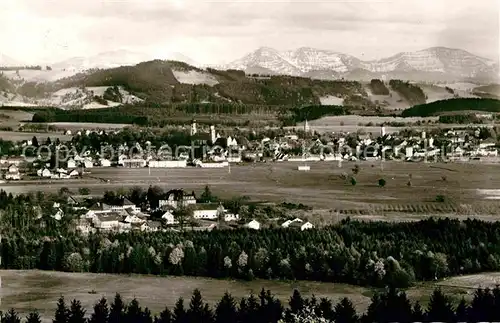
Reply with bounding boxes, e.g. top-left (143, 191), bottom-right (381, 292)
top-left (3, 287), bottom-right (500, 323)
top-left (3, 186), bottom-right (500, 288)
